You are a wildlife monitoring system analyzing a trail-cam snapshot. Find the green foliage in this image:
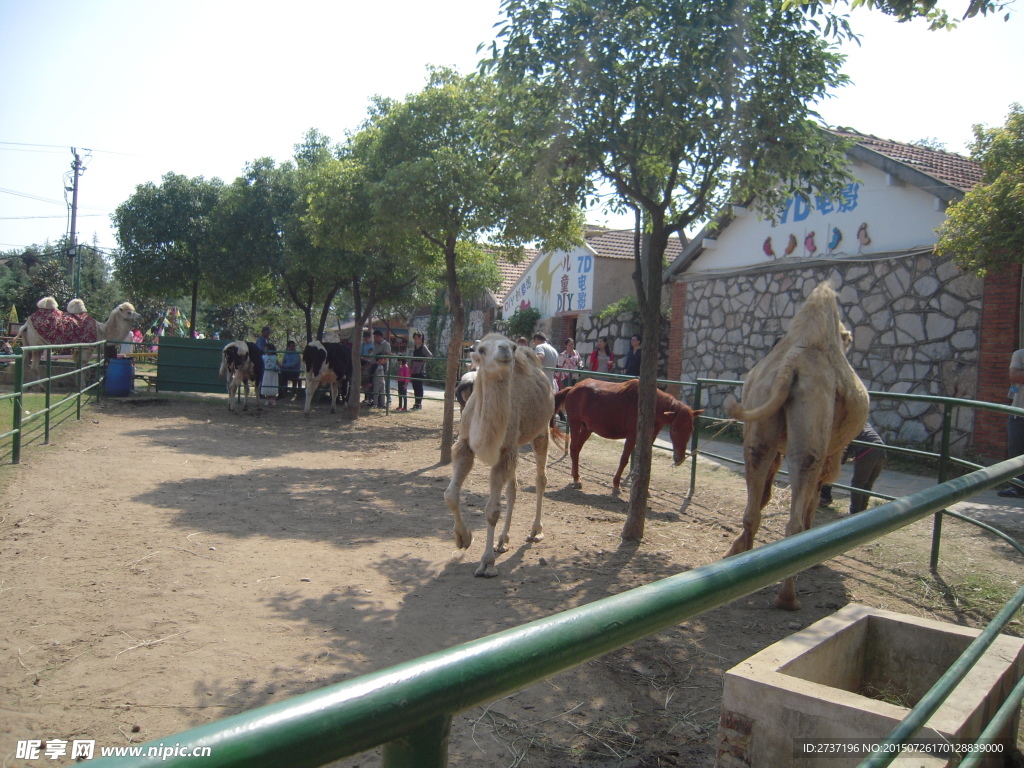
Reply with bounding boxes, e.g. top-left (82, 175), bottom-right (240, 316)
top-left (112, 172), bottom-right (224, 331)
top-left (505, 306), bottom-right (541, 339)
top-left (594, 295), bottom-right (639, 324)
top-left (936, 103), bottom-right (1024, 275)
top-left (785, 0), bottom-right (1012, 30)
